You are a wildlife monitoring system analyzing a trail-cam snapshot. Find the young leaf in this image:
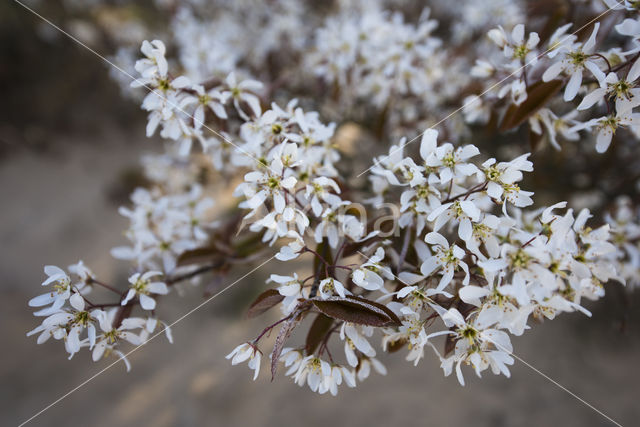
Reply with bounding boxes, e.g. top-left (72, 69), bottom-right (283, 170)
top-left (305, 314), bottom-right (334, 355)
top-left (271, 308), bottom-right (305, 380)
top-left (247, 289), bottom-right (284, 318)
top-left (499, 79), bottom-right (563, 132)
top-left (311, 295), bottom-right (402, 327)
